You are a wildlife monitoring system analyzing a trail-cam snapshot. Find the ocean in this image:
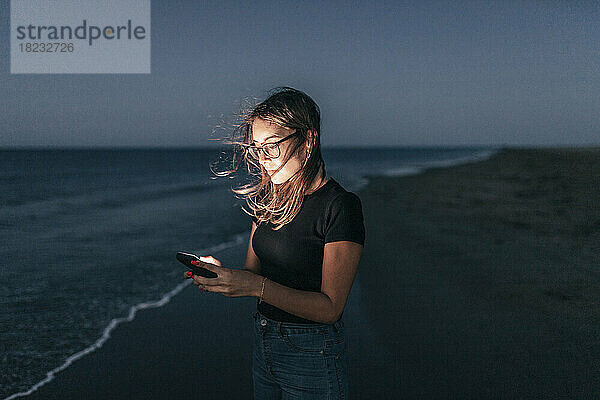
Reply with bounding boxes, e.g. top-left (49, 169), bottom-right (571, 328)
top-left (0, 146), bottom-right (498, 399)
